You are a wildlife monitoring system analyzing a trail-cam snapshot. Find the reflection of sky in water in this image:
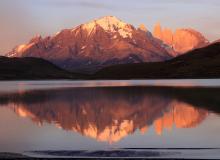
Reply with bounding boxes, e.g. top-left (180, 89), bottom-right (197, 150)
top-left (0, 80), bottom-right (220, 93)
top-left (0, 81), bottom-right (220, 153)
